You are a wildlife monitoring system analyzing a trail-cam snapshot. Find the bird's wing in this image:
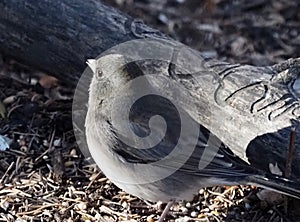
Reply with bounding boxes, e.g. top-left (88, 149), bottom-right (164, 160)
top-left (110, 93), bottom-right (257, 178)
